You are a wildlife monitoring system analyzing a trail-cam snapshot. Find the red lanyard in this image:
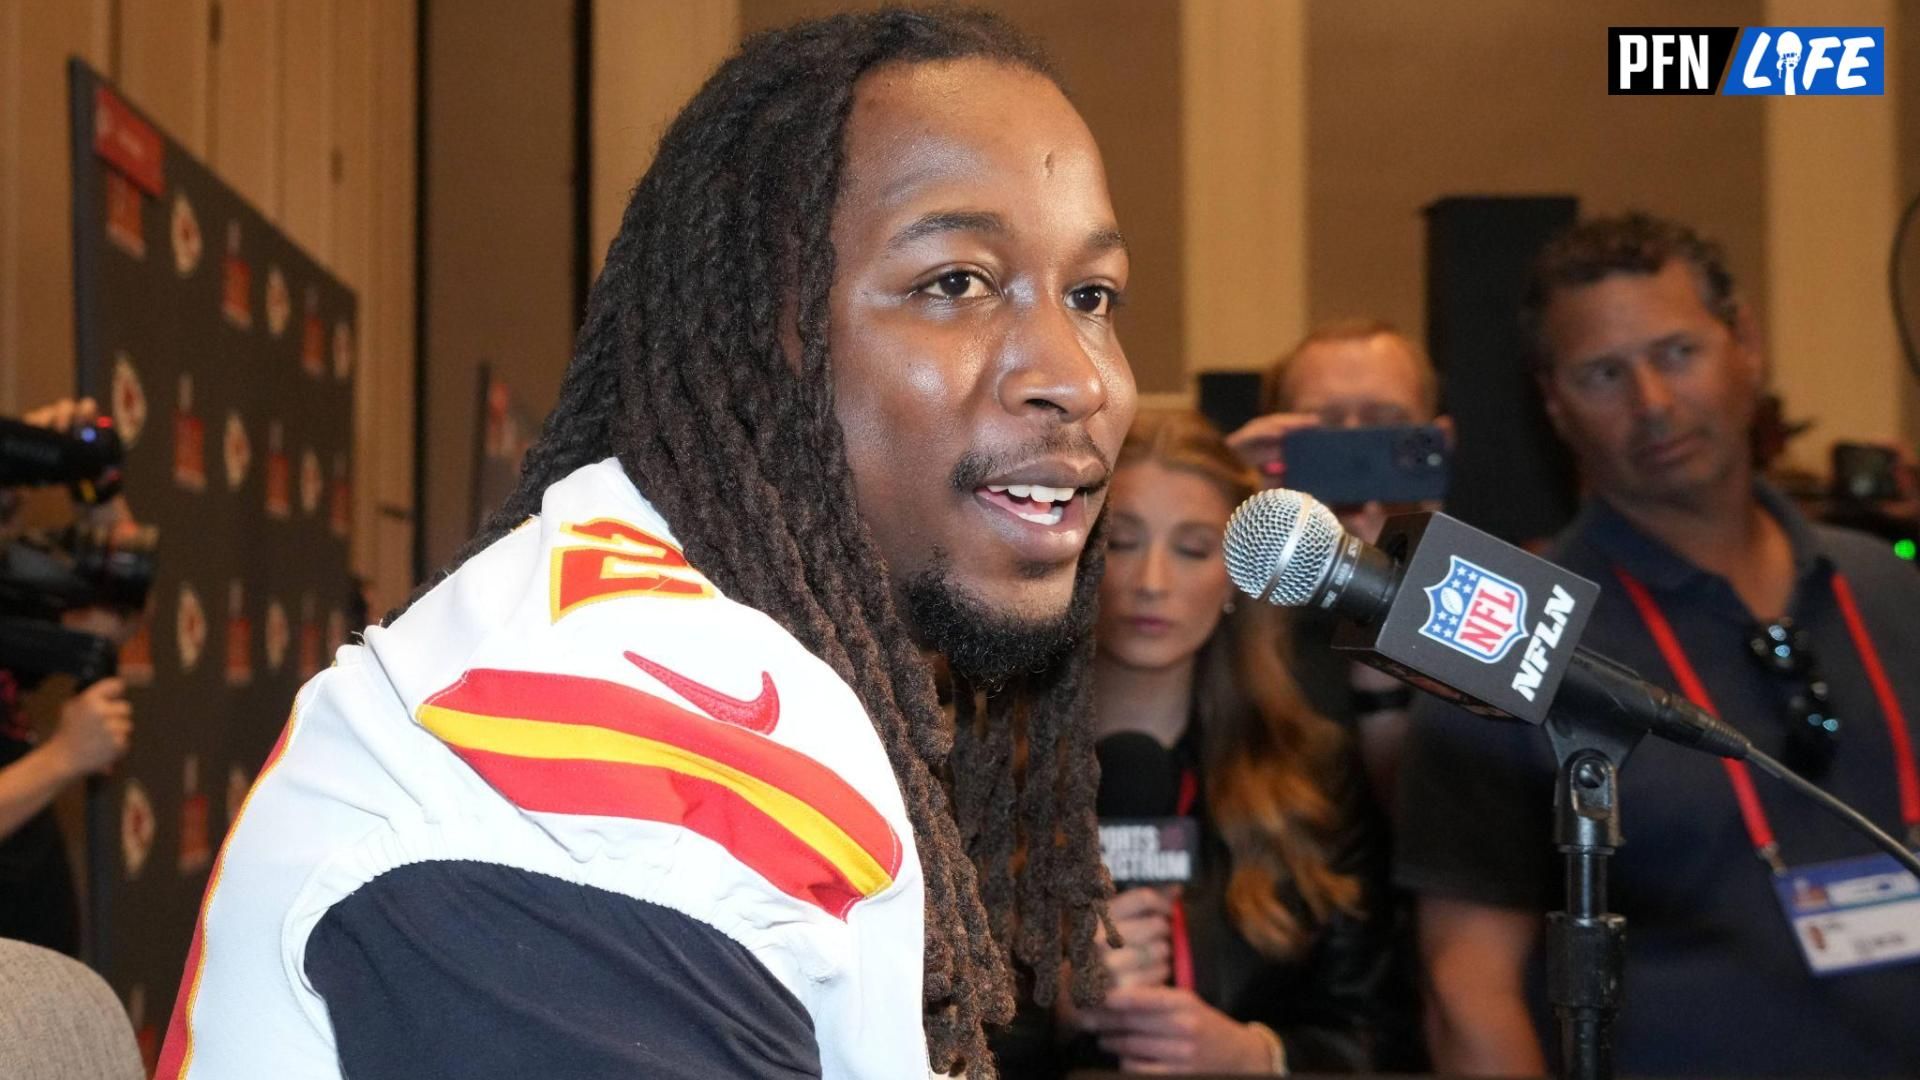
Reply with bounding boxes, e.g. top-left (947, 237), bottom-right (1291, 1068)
top-left (1169, 768), bottom-right (1198, 991)
top-left (1615, 568), bottom-right (1920, 870)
